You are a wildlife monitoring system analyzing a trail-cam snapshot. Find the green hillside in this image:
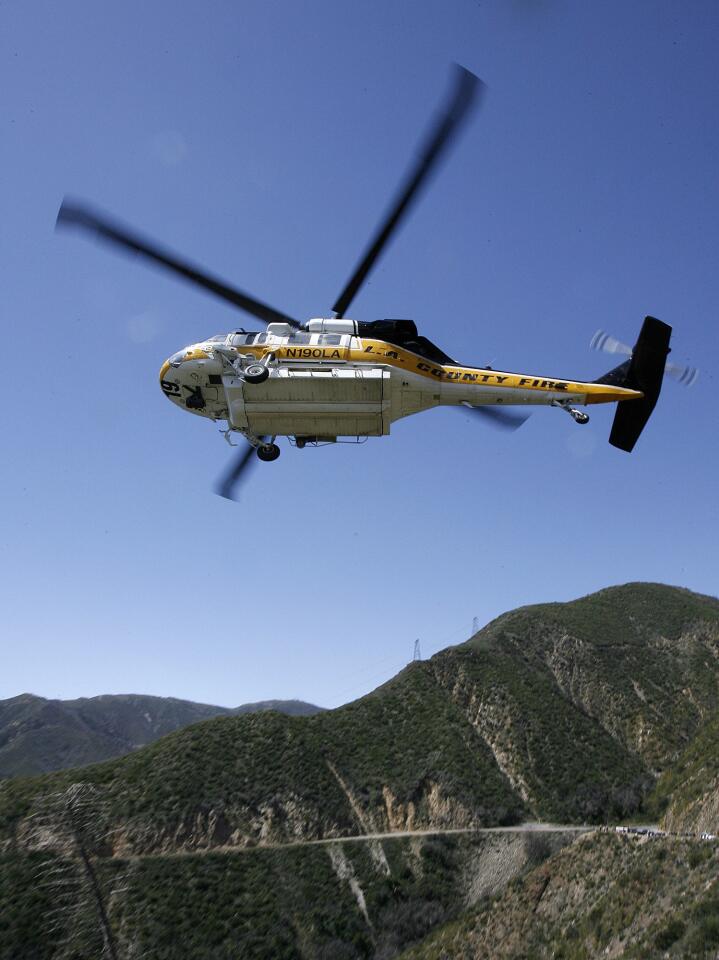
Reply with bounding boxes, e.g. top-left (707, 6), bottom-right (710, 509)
top-left (3, 583), bottom-right (719, 856)
top-left (464, 582), bottom-right (719, 772)
top-left (2, 582), bottom-right (719, 959)
top-left (0, 664), bottom-right (526, 852)
top-left (0, 694), bottom-right (323, 779)
top-left (400, 832), bottom-right (719, 959)
top-left (0, 831), bottom-right (581, 960)
top-left (650, 708), bottom-right (719, 834)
